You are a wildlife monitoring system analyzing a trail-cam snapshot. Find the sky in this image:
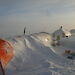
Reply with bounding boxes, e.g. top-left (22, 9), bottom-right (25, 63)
top-left (0, 0), bottom-right (75, 36)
